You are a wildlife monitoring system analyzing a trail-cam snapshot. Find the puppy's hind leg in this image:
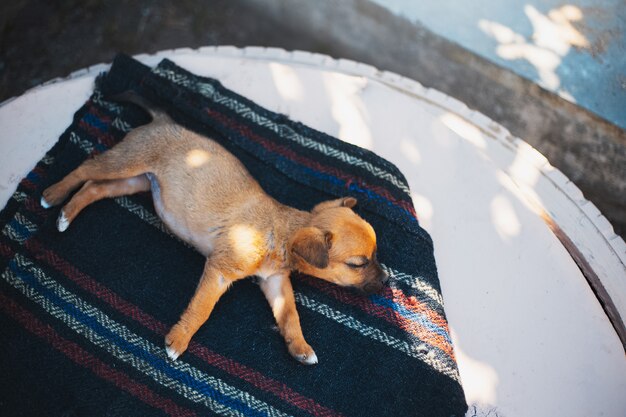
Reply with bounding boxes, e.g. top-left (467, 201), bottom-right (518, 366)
top-left (41, 136), bottom-right (153, 208)
top-left (56, 174), bottom-right (150, 232)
